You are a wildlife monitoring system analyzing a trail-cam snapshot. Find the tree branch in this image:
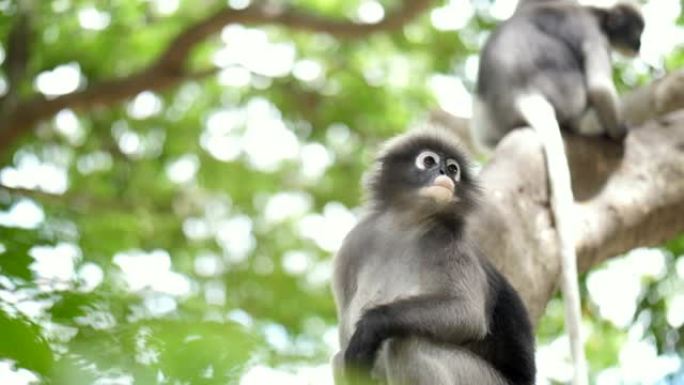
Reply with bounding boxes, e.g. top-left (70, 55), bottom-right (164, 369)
top-left (0, 68), bottom-right (215, 156)
top-left (455, 70), bottom-right (684, 323)
top-left (0, 0), bottom-right (434, 157)
top-left (0, 183), bottom-right (180, 213)
top-left (157, 0), bottom-right (434, 70)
